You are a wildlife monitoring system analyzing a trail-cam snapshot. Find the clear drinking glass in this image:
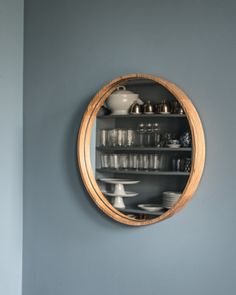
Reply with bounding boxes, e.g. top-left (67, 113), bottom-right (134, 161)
top-left (113, 154), bottom-right (119, 169)
top-left (126, 129), bottom-right (136, 147)
top-left (109, 154), bottom-right (119, 169)
top-left (108, 129), bottom-right (117, 147)
top-left (150, 154), bottom-right (160, 170)
top-left (117, 129), bottom-right (126, 147)
top-left (132, 154), bottom-right (139, 170)
top-left (138, 154), bottom-right (144, 170)
top-left (119, 154), bottom-right (128, 169)
top-left (128, 153), bottom-right (133, 169)
top-left (101, 153), bottom-right (109, 169)
top-left (143, 154), bottom-right (149, 170)
top-left (100, 129), bottom-right (108, 147)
